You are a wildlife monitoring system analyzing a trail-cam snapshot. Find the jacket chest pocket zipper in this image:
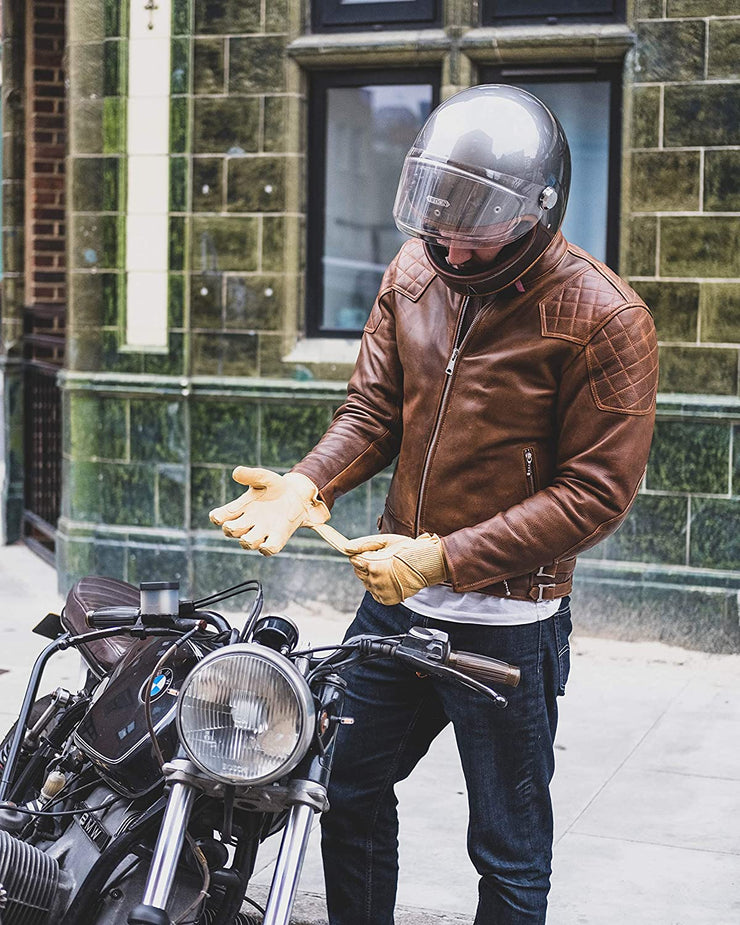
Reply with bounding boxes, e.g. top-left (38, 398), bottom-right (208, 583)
top-left (524, 448), bottom-right (537, 496)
